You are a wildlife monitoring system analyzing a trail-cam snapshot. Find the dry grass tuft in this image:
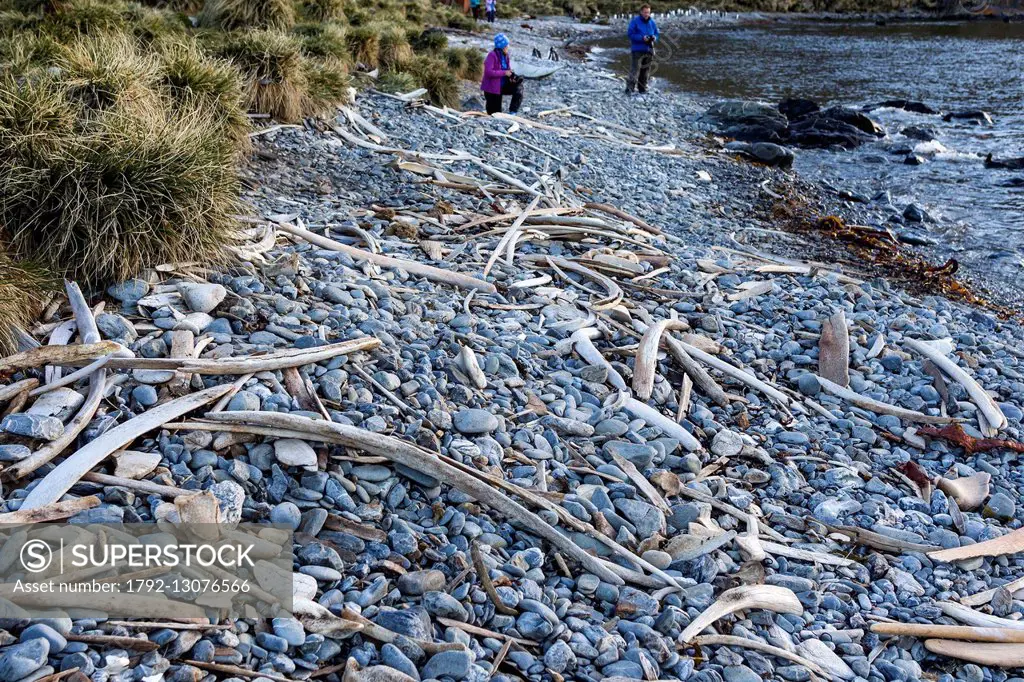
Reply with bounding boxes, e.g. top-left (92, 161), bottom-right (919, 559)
top-left (377, 24), bottom-right (411, 70)
top-left (298, 0), bottom-right (344, 22)
top-left (157, 39), bottom-right (252, 150)
top-left (410, 56), bottom-right (457, 108)
top-left (376, 69), bottom-right (415, 94)
top-left (294, 21), bottom-right (348, 60)
top-left (444, 46), bottom-right (481, 80)
top-left (212, 29), bottom-right (306, 122)
top-left (344, 24), bottom-right (379, 68)
top-left (302, 56), bottom-right (349, 115)
top-left (0, 253), bottom-right (56, 353)
top-left (199, 0), bottom-right (295, 31)
top-left (54, 33), bottom-right (159, 113)
top-left (409, 27), bottom-right (445, 52)
top-left (0, 75), bottom-right (241, 284)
